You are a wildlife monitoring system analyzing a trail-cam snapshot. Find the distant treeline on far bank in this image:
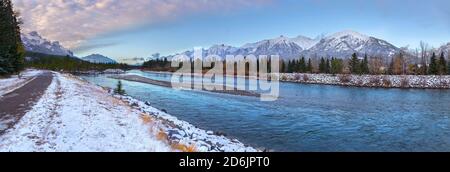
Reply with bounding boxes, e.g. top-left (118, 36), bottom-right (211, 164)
top-left (141, 52), bottom-right (450, 76)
